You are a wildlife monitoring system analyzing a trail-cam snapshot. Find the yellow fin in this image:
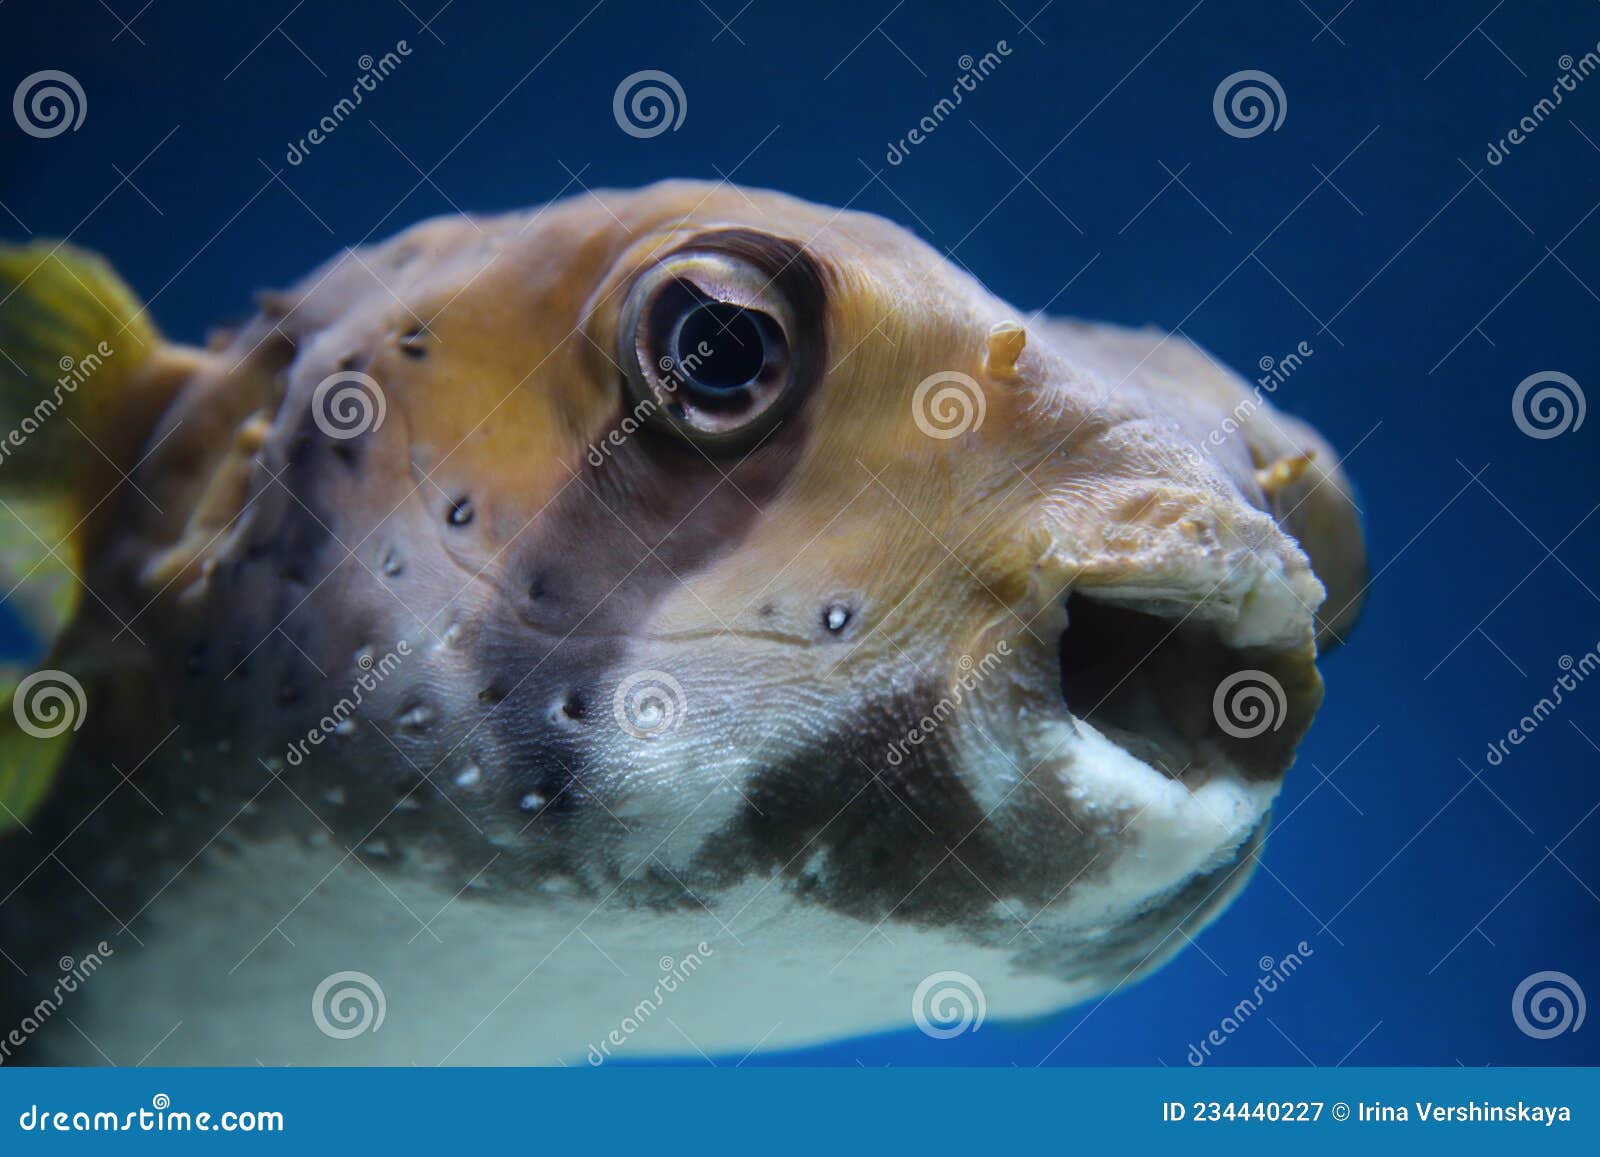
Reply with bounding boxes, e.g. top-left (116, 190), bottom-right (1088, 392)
top-left (0, 666), bottom-right (78, 835)
top-left (0, 242), bottom-right (161, 833)
top-left (0, 241), bottom-right (160, 490)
